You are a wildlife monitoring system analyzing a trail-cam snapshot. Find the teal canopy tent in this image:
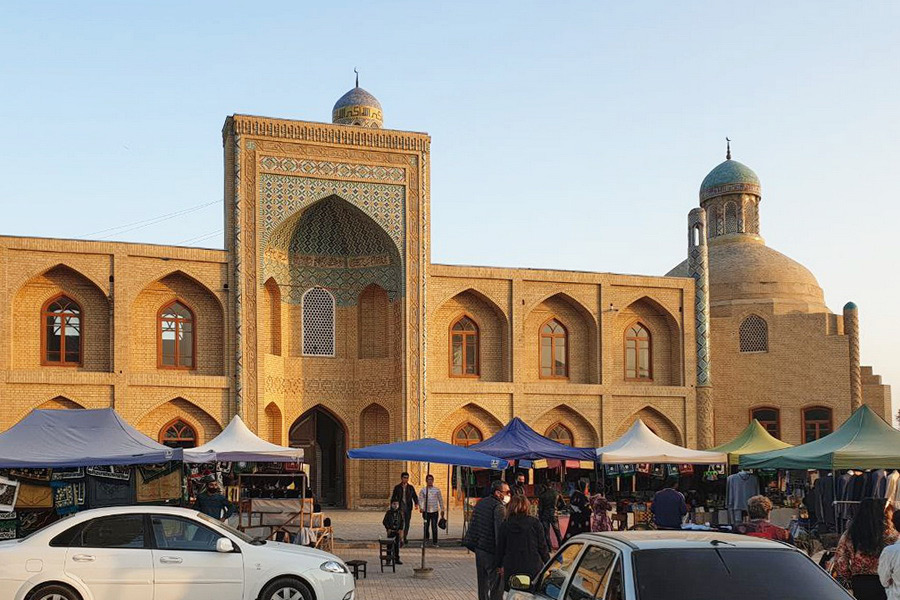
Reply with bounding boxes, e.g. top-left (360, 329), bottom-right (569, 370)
top-left (740, 405), bottom-right (900, 470)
